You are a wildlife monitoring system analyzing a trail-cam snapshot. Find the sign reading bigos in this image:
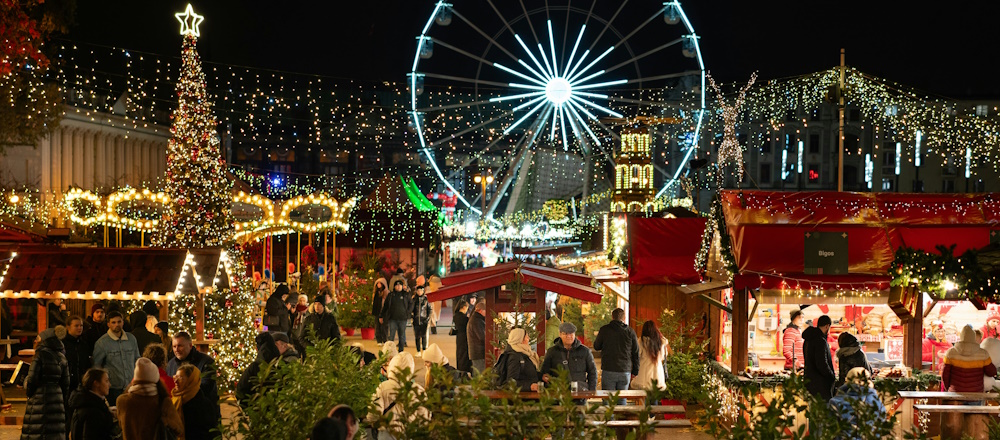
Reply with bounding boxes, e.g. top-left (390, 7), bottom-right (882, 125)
top-left (803, 231), bottom-right (848, 275)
